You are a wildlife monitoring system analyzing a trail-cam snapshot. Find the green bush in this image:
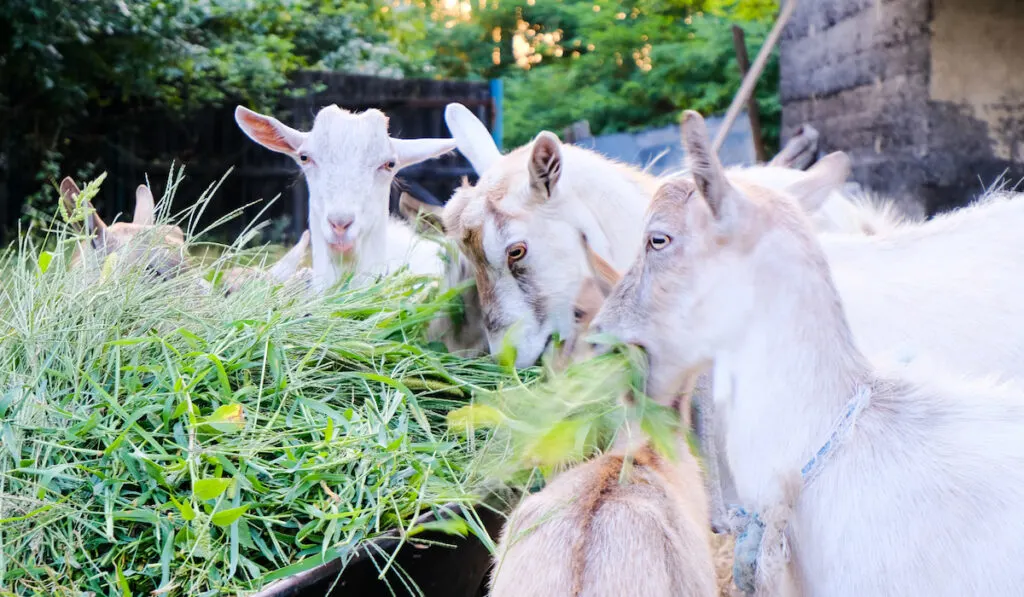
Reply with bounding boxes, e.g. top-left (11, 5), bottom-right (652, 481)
top-left (0, 0), bottom-right (440, 220)
top-left (433, 0), bottom-right (780, 151)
